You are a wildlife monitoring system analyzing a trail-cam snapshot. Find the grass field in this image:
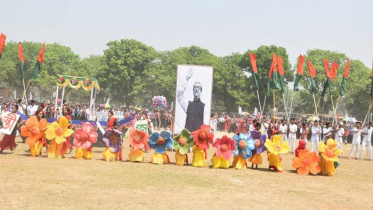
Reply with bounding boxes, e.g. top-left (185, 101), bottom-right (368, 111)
top-left (1, 131), bottom-right (373, 209)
